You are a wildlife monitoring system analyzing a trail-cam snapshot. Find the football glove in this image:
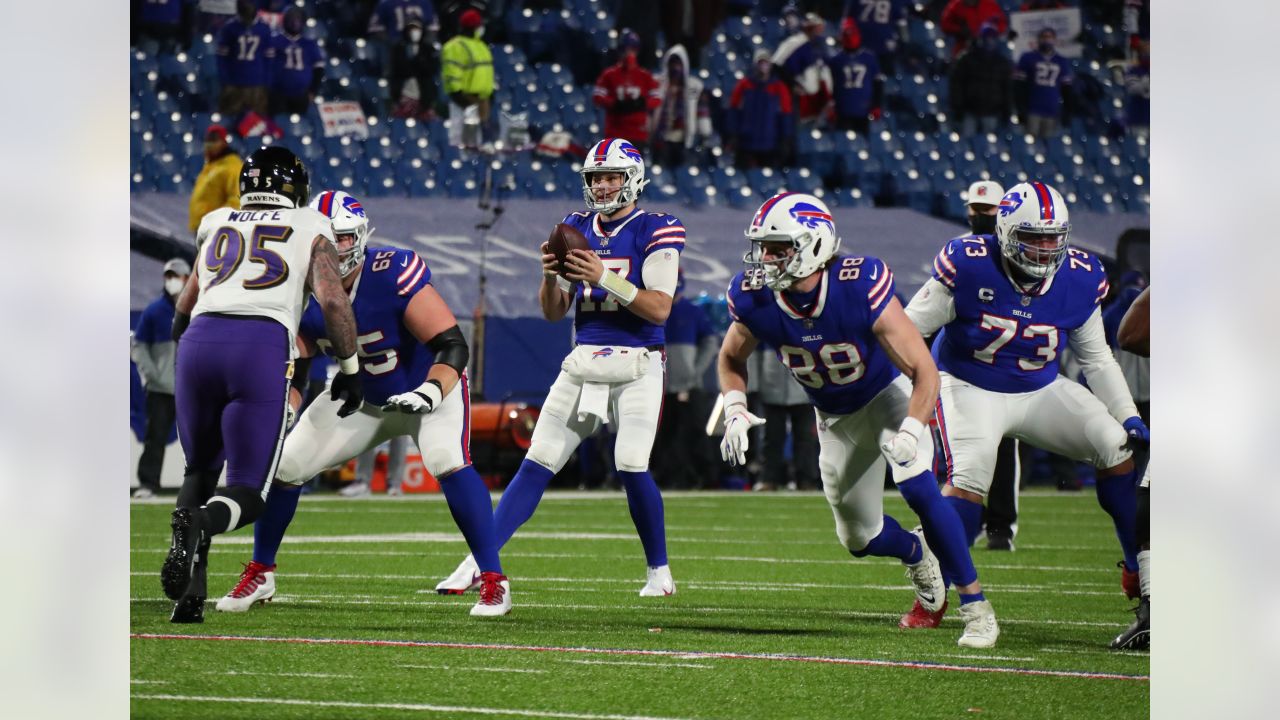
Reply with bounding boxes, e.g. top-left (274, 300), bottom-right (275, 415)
top-left (330, 356), bottom-right (364, 418)
top-left (1122, 416), bottom-right (1149, 444)
top-left (881, 416), bottom-right (925, 468)
top-left (382, 380), bottom-right (444, 415)
top-left (720, 397), bottom-right (765, 467)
